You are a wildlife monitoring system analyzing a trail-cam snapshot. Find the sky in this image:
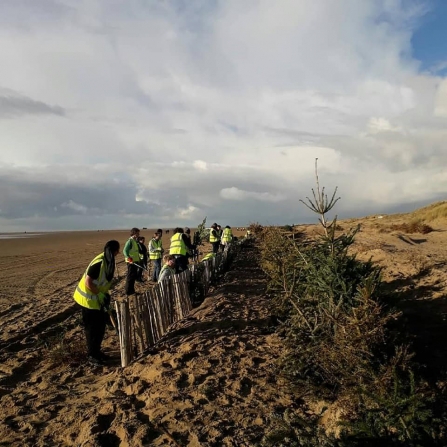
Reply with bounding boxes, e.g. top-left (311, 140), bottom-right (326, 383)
top-left (0, 0), bottom-right (446, 232)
